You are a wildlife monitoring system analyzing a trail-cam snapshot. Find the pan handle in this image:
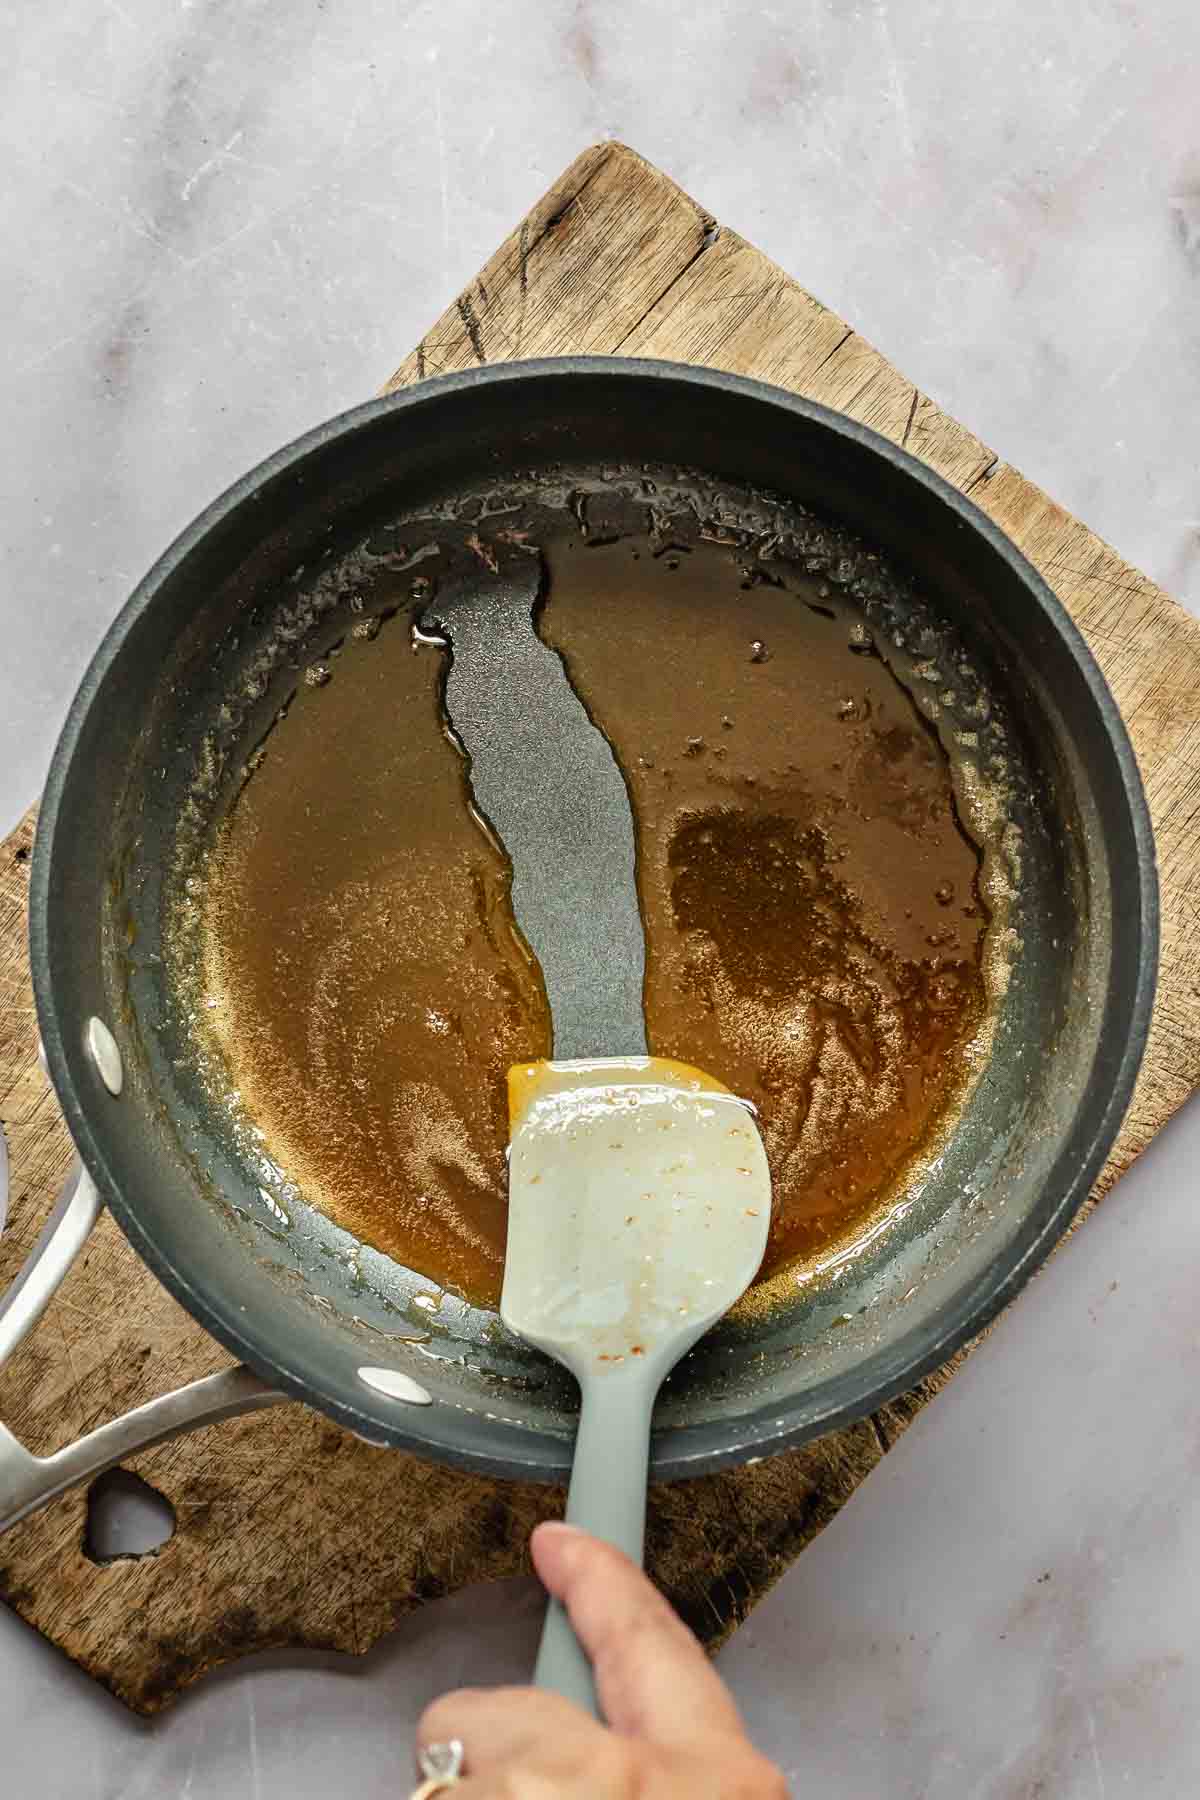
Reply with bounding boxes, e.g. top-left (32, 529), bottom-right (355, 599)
top-left (0, 1154), bottom-right (290, 1533)
top-left (0, 1160), bottom-right (103, 1369)
top-left (0, 1365), bottom-right (286, 1533)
